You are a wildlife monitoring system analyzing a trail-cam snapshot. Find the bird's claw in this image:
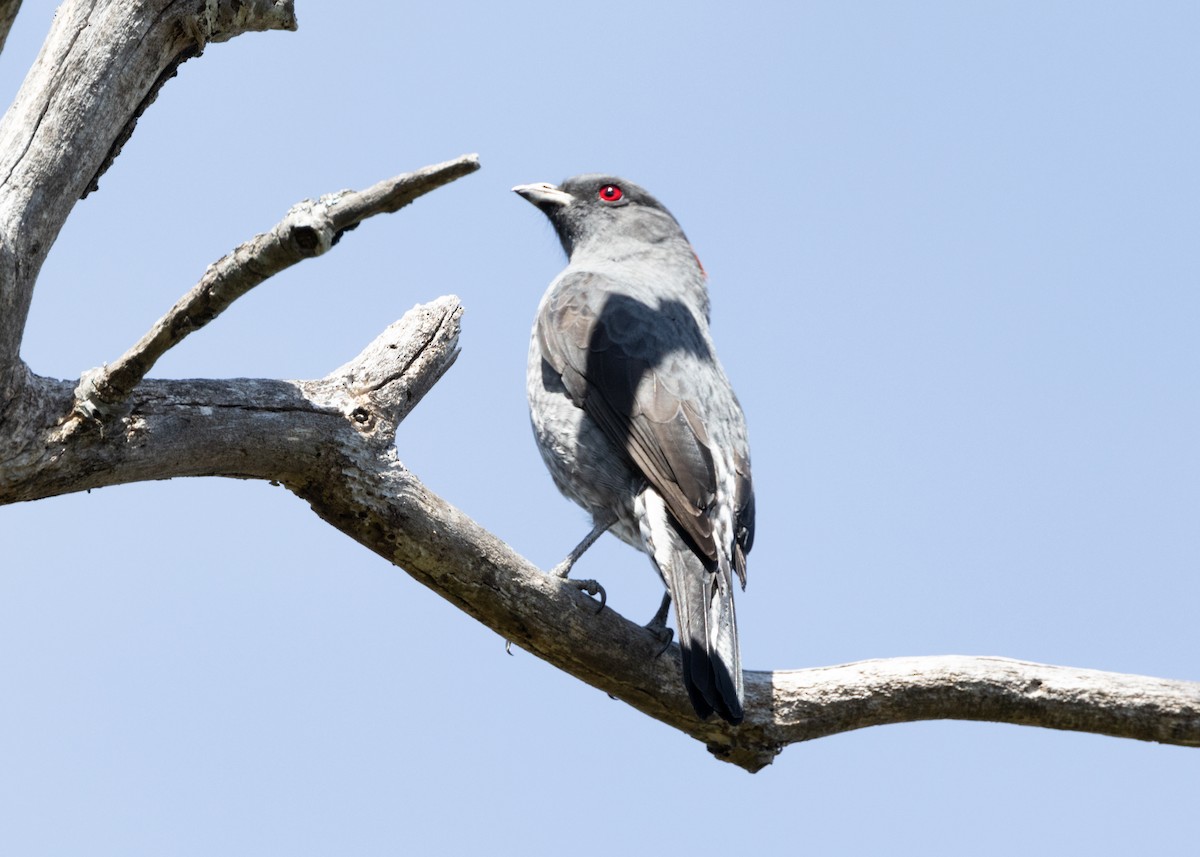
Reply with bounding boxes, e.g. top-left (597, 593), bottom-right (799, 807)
top-left (644, 618), bottom-right (674, 657)
top-left (644, 591), bottom-right (674, 656)
top-left (568, 577), bottom-right (606, 613)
